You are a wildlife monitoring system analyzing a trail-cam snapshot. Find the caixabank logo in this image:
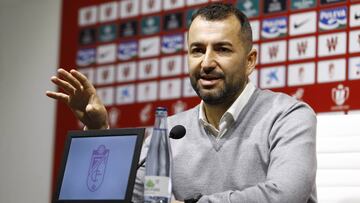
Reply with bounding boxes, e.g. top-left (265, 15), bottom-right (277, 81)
top-left (319, 7), bottom-right (347, 31)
